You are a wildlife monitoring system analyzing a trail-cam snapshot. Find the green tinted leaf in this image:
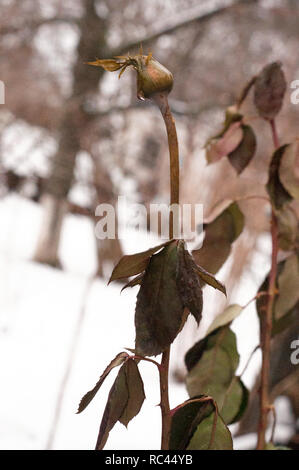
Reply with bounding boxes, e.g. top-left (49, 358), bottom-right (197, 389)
top-left (77, 352), bottom-right (128, 414)
top-left (265, 443), bottom-right (291, 450)
top-left (119, 360), bottom-right (145, 427)
top-left (192, 202), bottom-right (244, 276)
top-left (256, 258), bottom-right (299, 336)
top-left (206, 304), bottom-right (243, 335)
top-left (187, 410), bottom-right (233, 450)
top-left (275, 254), bottom-right (299, 320)
top-left (95, 363), bottom-right (129, 450)
top-left (185, 327), bottom-right (243, 424)
top-left (279, 139), bottom-right (299, 199)
top-left (135, 242), bottom-right (185, 356)
top-left (228, 124), bottom-right (256, 174)
top-left (186, 347), bottom-right (233, 401)
top-left (176, 241), bottom-right (203, 324)
top-left (221, 377), bottom-right (248, 424)
top-left (266, 145), bottom-right (292, 210)
top-left (109, 240), bottom-right (173, 283)
top-left (254, 62), bottom-right (286, 120)
top-left (169, 398), bottom-right (212, 450)
top-left (169, 398), bottom-right (233, 450)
